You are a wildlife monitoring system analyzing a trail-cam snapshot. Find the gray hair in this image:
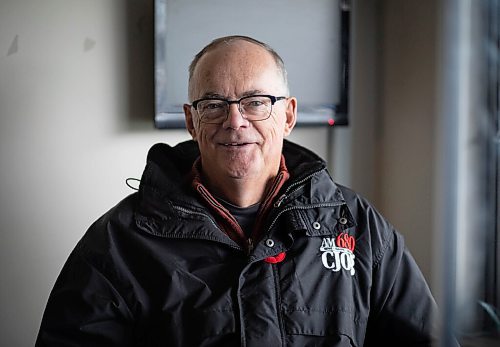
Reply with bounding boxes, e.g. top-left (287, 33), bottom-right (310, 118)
top-left (188, 35), bottom-right (289, 100)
